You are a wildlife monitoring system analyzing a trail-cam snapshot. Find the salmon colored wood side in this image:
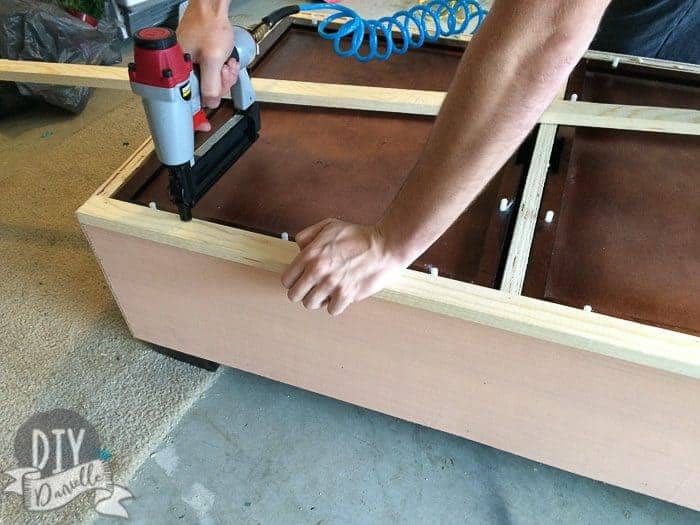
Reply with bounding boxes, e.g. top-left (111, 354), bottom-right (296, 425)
top-left (82, 223), bottom-right (700, 511)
